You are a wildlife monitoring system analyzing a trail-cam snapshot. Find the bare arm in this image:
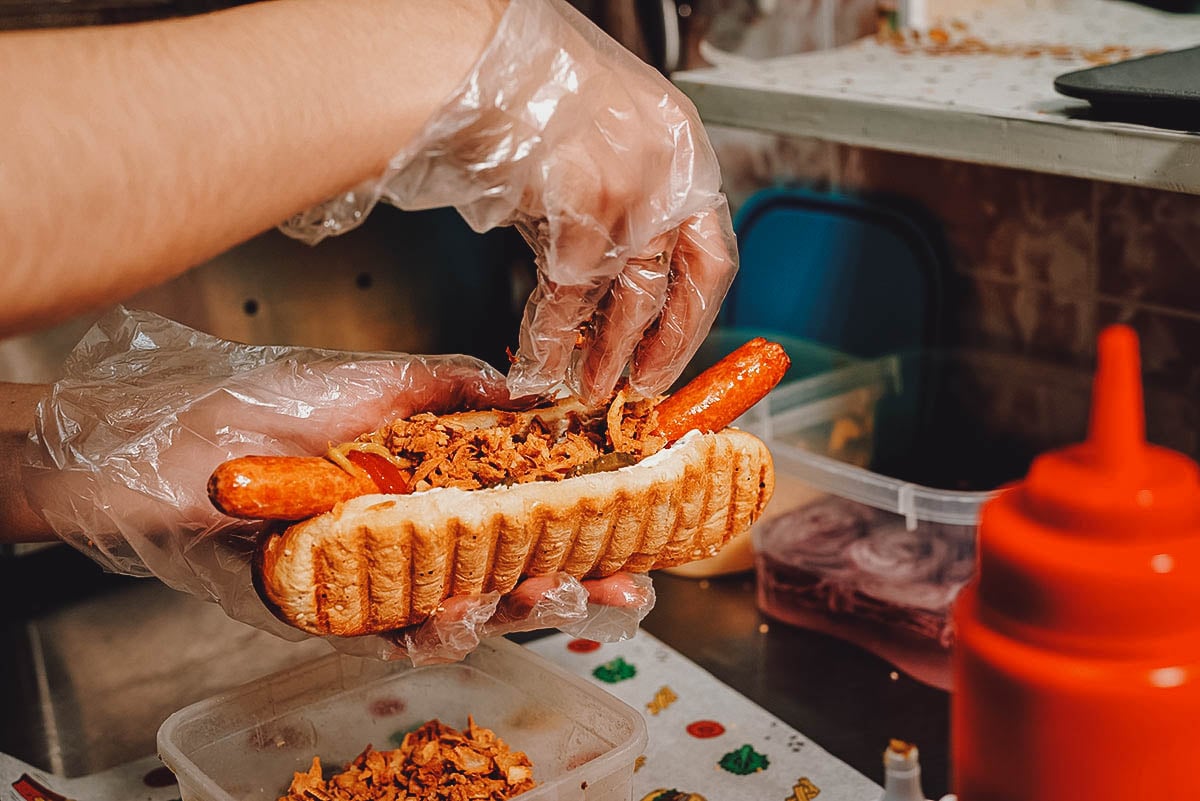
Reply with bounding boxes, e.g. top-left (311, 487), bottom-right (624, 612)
top-left (0, 383), bottom-right (54, 543)
top-left (0, 0), bottom-right (507, 338)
